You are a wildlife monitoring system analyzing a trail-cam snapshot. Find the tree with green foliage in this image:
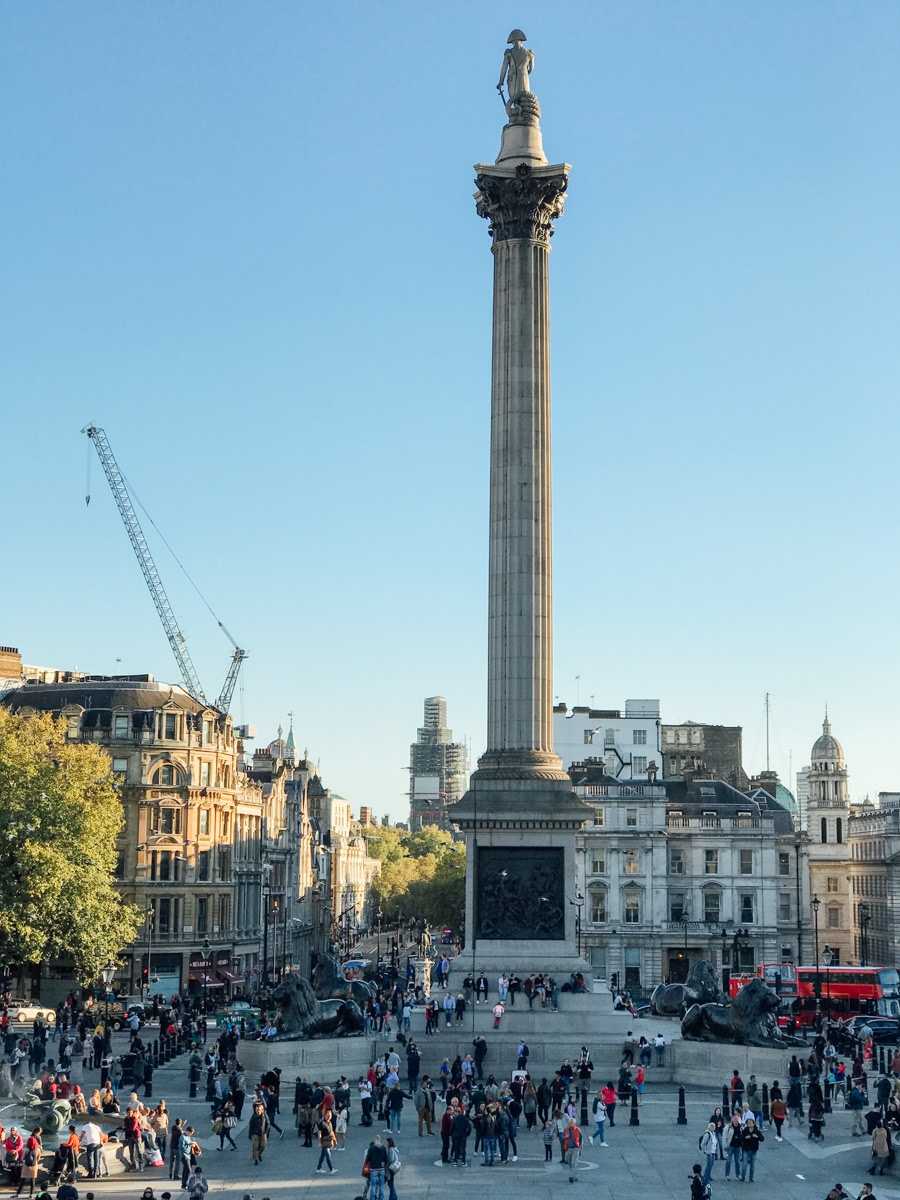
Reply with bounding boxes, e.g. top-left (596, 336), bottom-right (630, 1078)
top-left (366, 824), bottom-right (465, 931)
top-left (0, 708), bottom-right (141, 983)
